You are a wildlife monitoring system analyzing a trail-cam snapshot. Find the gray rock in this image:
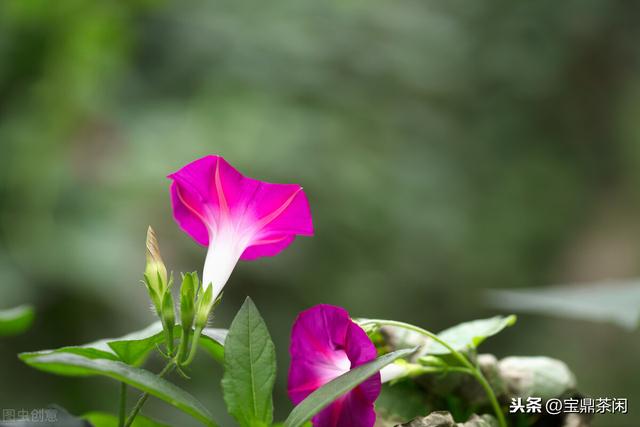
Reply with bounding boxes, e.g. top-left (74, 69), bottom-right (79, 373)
top-left (396, 412), bottom-right (498, 427)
